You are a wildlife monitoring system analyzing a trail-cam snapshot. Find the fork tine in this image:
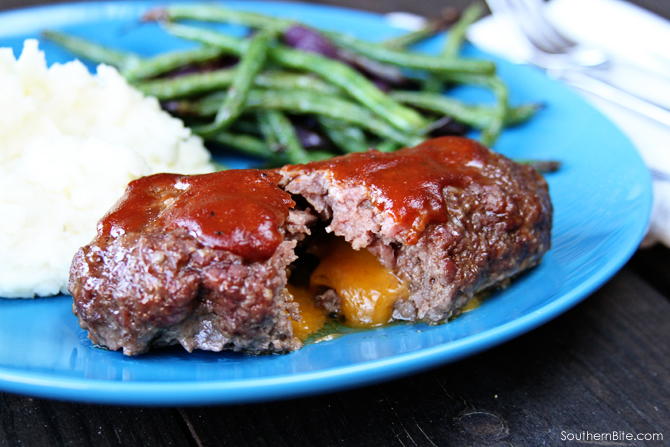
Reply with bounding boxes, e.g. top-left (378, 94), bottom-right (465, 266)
top-left (516, 0), bottom-right (576, 48)
top-left (486, 0), bottom-right (559, 53)
top-left (506, 0), bottom-right (568, 54)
